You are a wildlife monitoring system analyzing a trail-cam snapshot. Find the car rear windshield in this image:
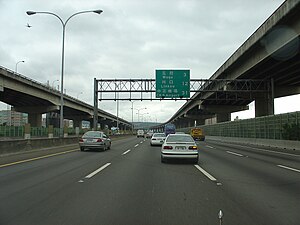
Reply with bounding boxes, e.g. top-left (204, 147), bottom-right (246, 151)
top-left (83, 131), bottom-right (102, 138)
top-left (166, 135), bottom-right (194, 142)
top-left (153, 134), bottom-right (165, 137)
